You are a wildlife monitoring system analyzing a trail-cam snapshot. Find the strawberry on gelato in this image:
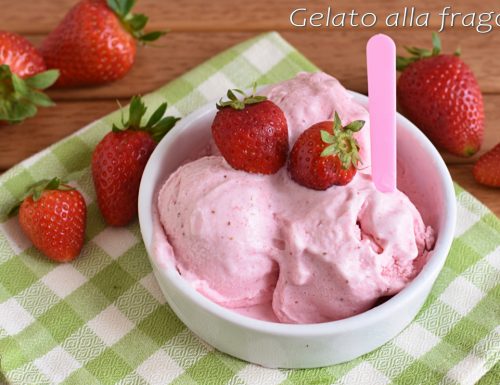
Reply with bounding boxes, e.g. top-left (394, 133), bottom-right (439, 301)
top-left (261, 72), bottom-right (371, 171)
top-left (154, 72), bottom-right (435, 324)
